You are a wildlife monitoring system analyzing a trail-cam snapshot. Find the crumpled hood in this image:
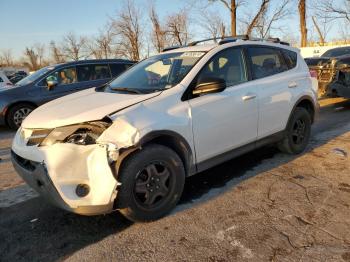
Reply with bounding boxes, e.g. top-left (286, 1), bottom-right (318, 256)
top-left (22, 88), bottom-right (160, 129)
